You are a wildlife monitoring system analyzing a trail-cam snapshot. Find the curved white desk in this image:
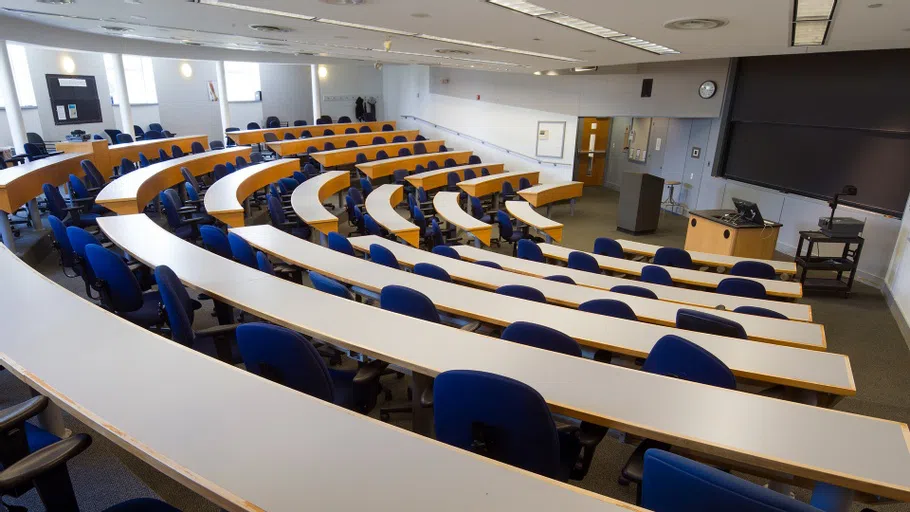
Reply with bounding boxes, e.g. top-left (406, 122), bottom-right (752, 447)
top-left (204, 159), bottom-right (299, 227)
top-left (616, 238), bottom-right (798, 275)
top-left (290, 171), bottom-right (350, 240)
top-left (95, 147), bottom-right (251, 215)
top-left (450, 244), bottom-right (813, 322)
top-left (267, 130), bottom-right (419, 158)
top-left (93, 214), bottom-right (910, 505)
top-left (433, 191), bottom-right (492, 247)
top-left (406, 163), bottom-right (506, 192)
top-left (227, 121), bottom-right (396, 146)
top-left (238, 226), bottom-right (850, 398)
top-left (539, 244), bottom-right (803, 299)
top-left (358, 151), bottom-right (472, 180)
top-left (0, 245), bottom-right (637, 512)
top-left (459, 170), bottom-right (540, 209)
top-left (519, 182), bottom-right (584, 216)
top-left (350, 236), bottom-right (825, 351)
top-left (506, 200), bottom-right (563, 243)
top-left (310, 140), bottom-right (445, 168)
top-left (364, 184), bottom-right (420, 247)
